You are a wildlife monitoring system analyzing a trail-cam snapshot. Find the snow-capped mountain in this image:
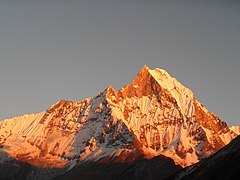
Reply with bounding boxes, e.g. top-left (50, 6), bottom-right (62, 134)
top-left (0, 65), bottom-right (237, 174)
